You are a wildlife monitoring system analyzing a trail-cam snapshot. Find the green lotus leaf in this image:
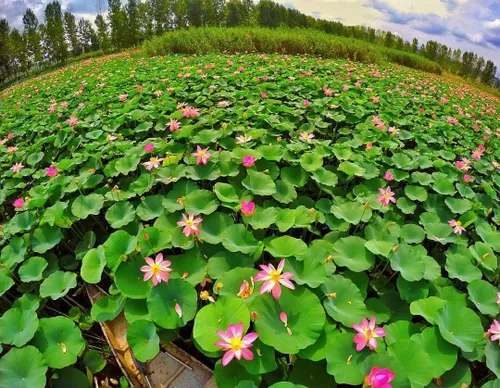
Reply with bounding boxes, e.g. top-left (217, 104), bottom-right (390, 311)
top-left (332, 236), bottom-right (375, 271)
top-left (127, 320), bottom-right (160, 362)
top-left (18, 256), bottom-right (47, 282)
top-left (325, 331), bottom-right (367, 385)
top-left (105, 201), bottom-right (136, 228)
top-left (0, 307), bottom-right (39, 347)
top-left (8, 211), bottom-right (36, 233)
top-left (147, 279), bottom-right (197, 329)
top-left (432, 179), bottom-right (456, 195)
top-left (411, 326), bottom-right (457, 376)
top-left (115, 154), bottom-right (141, 175)
top-left (31, 225), bottom-right (63, 254)
top-left (435, 303), bottom-right (484, 352)
top-left (215, 267), bottom-right (258, 304)
top-left (246, 207), bottom-right (277, 230)
top-left (103, 230), bottom-right (138, 272)
top-left (168, 249), bottom-right (208, 285)
top-left (0, 236), bottom-right (27, 270)
top-left (281, 166), bottom-right (308, 187)
top-left (207, 251), bottom-right (255, 279)
top-left (387, 339), bottom-right (437, 386)
top-left (238, 339), bottom-right (277, 375)
top-left (331, 202), bottom-right (372, 225)
top-left (445, 197), bottom-right (472, 214)
top-left (265, 236), bottom-right (308, 258)
top-left (32, 316), bottom-right (85, 369)
top-left (467, 279), bottom-right (500, 316)
top-left (137, 226), bottom-right (172, 256)
top-left (214, 182), bottom-right (239, 203)
top-left (0, 346), bottom-right (47, 388)
top-left (283, 256), bottom-right (327, 288)
top-left (91, 294), bottom-right (126, 322)
top-left (320, 275), bottom-right (368, 326)
top-left (214, 359), bottom-right (261, 388)
top-left (300, 153), bottom-right (323, 172)
top-left (469, 242), bottom-right (497, 271)
top-left (396, 276), bottom-right (429, 303)
top-left (311, 168), bottom-right (338, 187)
top-left (81, 246), bottom-right (106, 284)
top-left (409, 297), bottom-right (447, 324)
top-left (485, 341), bottom-right (500, 378)
top-left (193, 297), bottom-right (250, 354)
top-left (222, 224), bottom-right (259, 254)
top-left (288, 359), bottom-right (335, 387)
top-left (71, 193), bottom-right (105, 220)
top-left (251, 288), bottom-right (325, 354)
top-left (115, 255), bottom-right (152, 299)
top-left (83, 350), bottom-right (106, 373)
top-left (136, 195), bottom-right (165, 220)
top-left (273, 180), bottom-right (298, 203)
top-left (298, 322), bottom-right (338, 362)
top-left (400, 224), bottom-right (426, 244)
top-left (338, 161), bottom-right (365, 177)
top-left (242, 170), bottom-right (277, 196)
top-left (405, 185), bottom-right (428, 201)
top-left (184, 190), bottom-right (219, 215)
top-left (390, 243), bottom-right (427, 281)
top-left (39, 271), bottom-right (77, 300)
top-left (124, 299), bottom-right (150, 324)
top-left (0, 269), bottom-right (14, 297)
